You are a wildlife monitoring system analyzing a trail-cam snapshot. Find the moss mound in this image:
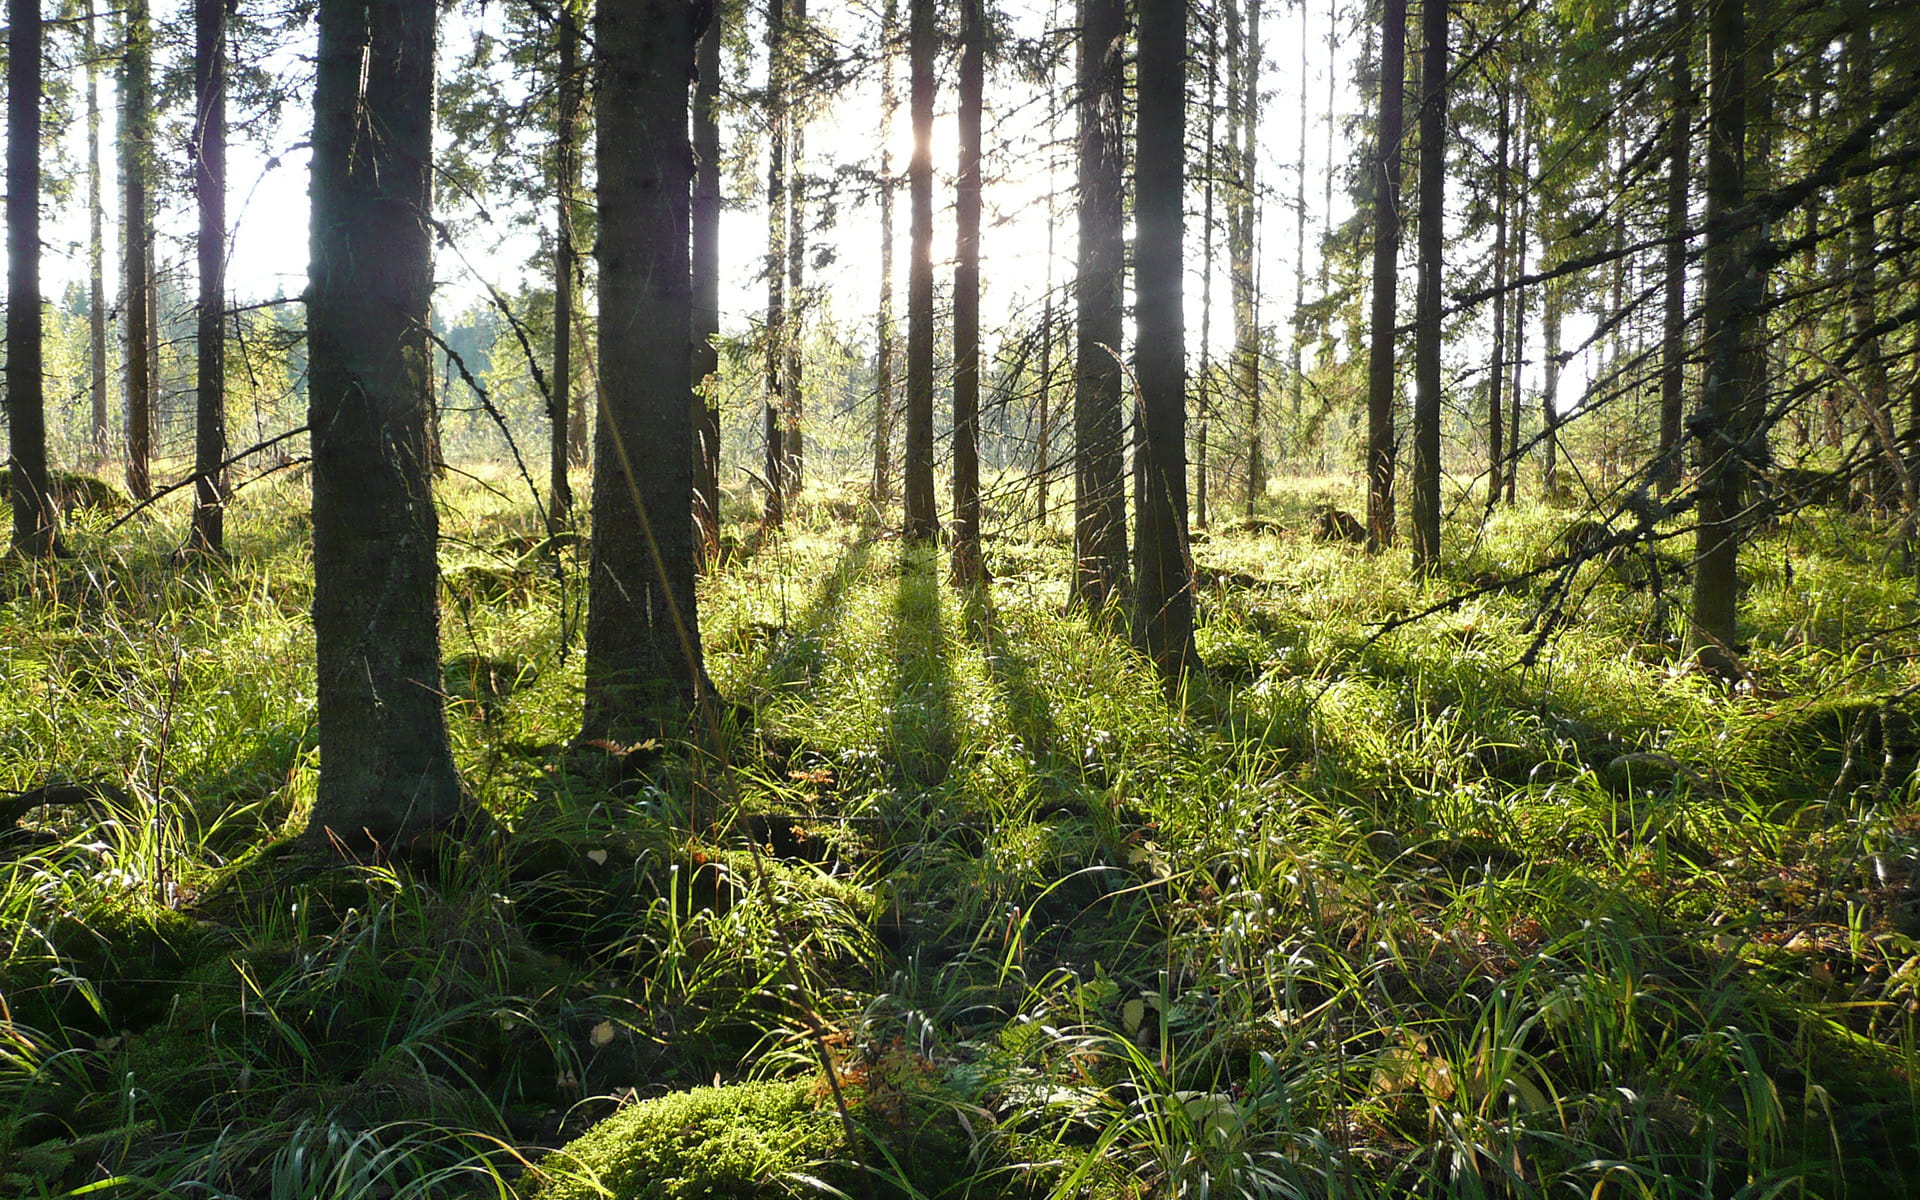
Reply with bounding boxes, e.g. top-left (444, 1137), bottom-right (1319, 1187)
top-left (531, 1079), bottom-right (852, 1200)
